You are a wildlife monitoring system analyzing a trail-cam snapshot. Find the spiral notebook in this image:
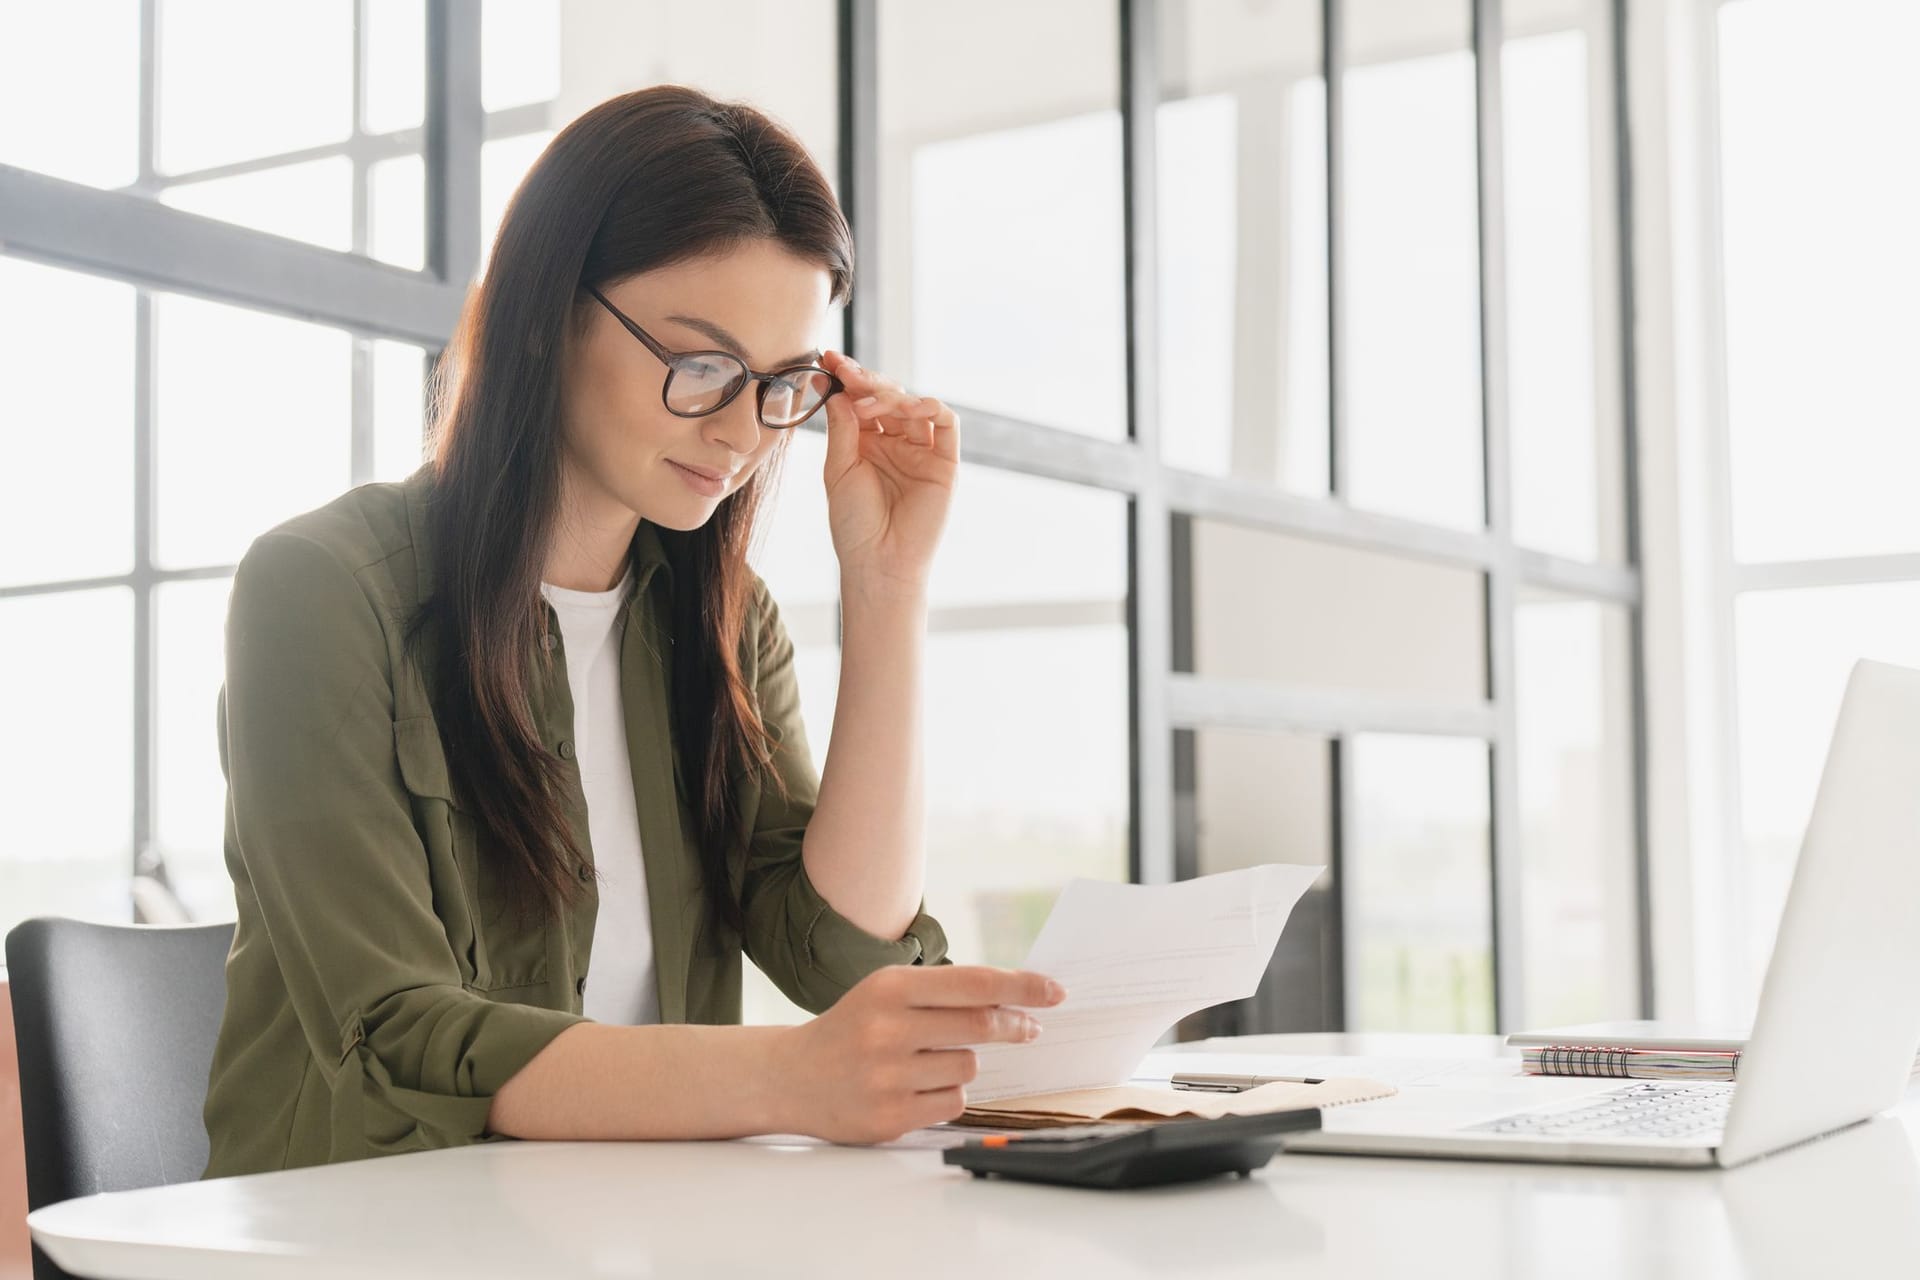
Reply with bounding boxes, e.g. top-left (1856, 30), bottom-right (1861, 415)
top-left (1523, 1046), bottom-right (1744, 1081)
top-left (1511, 1021), bottom-right (1920, 1082)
